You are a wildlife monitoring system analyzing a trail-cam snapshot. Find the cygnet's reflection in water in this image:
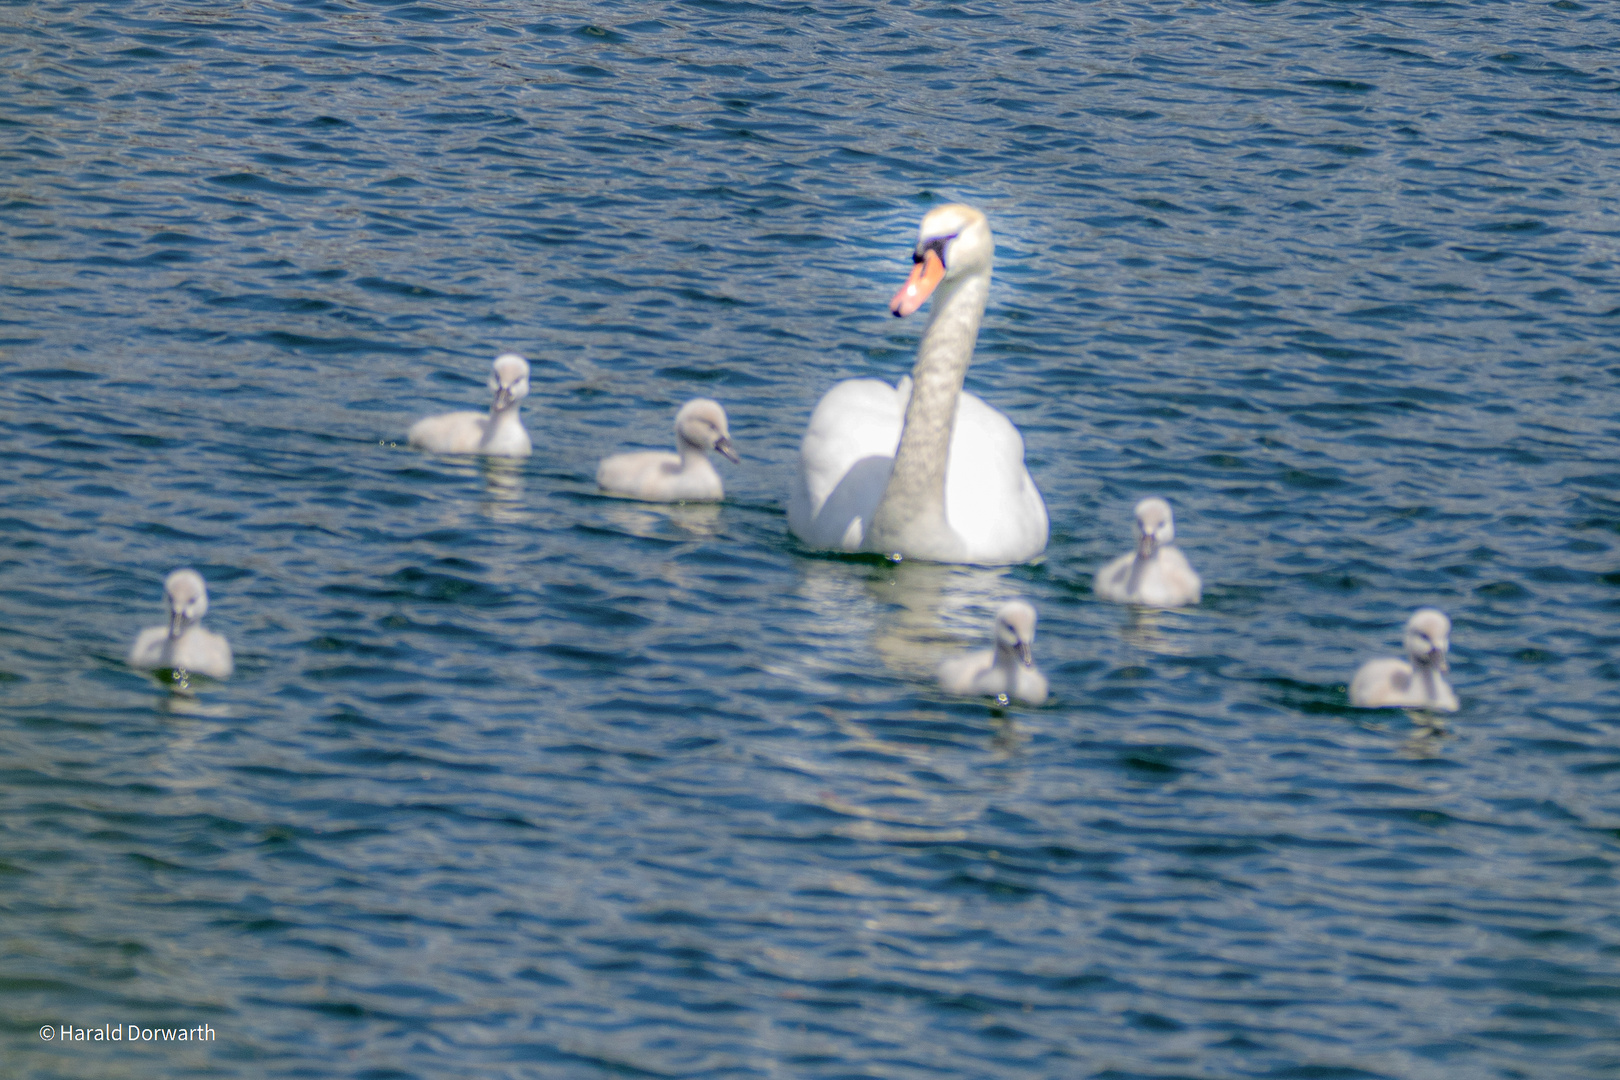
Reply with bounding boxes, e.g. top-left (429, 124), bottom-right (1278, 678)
top-left (598, 499), bottom-right (722, 542)
top-left (479, 459), bottom-right (527, 523)
top-left (1114, 603), bottom-right (1201, 657)
top-left (148, 665), bottom-right (238, 713)
top-left (1400, 716), bottom-right (1450, 758)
